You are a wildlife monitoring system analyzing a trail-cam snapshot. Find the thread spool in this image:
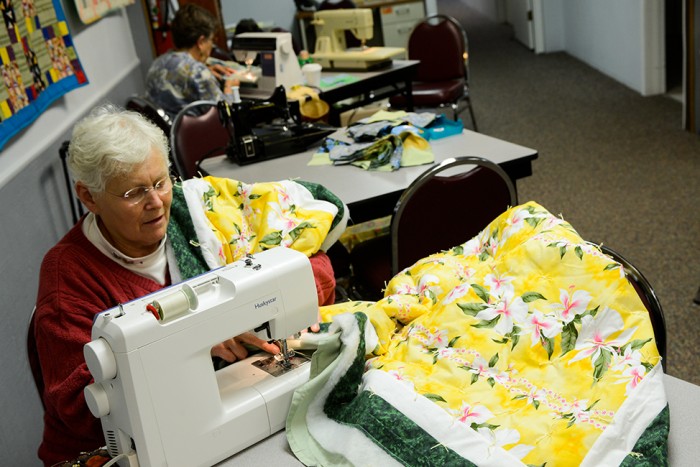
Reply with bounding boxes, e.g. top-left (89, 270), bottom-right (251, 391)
top-left (150, 284), bottom-right (198, 322)
top-left (231, 85), bottom-right (241, 104)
